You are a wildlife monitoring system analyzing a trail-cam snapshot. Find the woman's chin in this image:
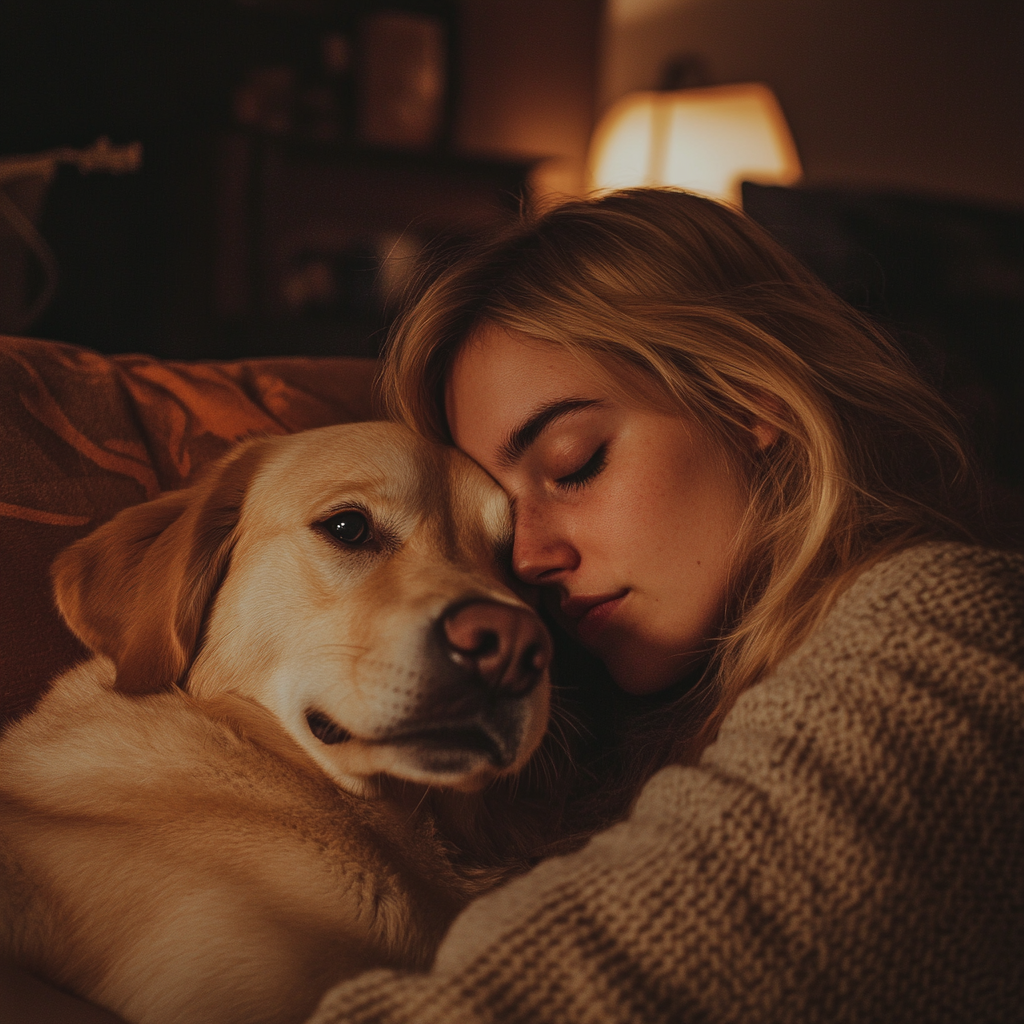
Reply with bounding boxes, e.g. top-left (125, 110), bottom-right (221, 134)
top-left (610, 671), bottom-right (680, 696)
top-left (590, 630), bottom-right (706, 696)
top-left (600, 647), bottom-right (688, 696)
